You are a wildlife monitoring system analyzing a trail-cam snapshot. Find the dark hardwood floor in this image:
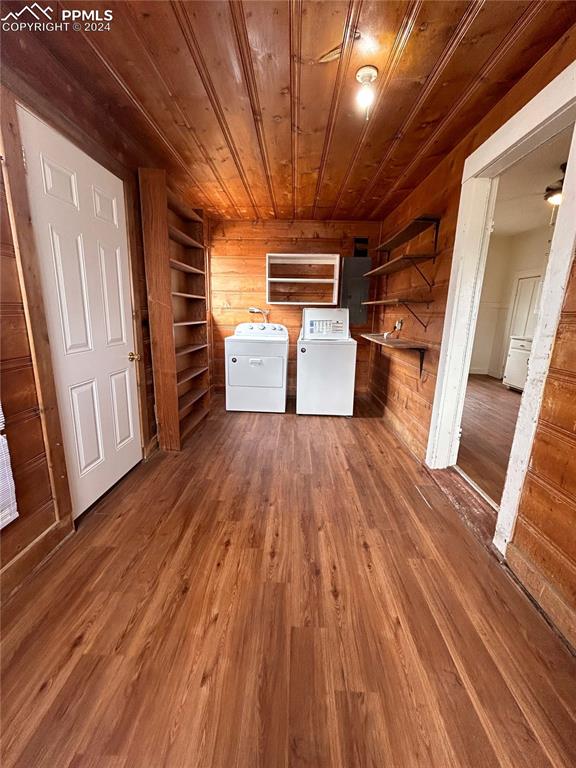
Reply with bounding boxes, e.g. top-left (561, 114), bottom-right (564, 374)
top-left (458, 375), bottom-right (523, 504)
top-left (2, 397), bottom-right (575, 768)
